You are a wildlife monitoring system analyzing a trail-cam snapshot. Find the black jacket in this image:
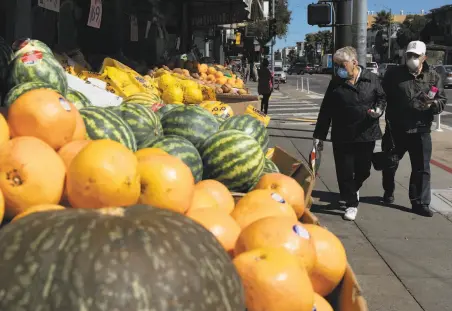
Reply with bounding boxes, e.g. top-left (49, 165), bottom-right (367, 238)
top-left (313, 67), bottom-right (387, 143)
top-left (382, 63), bottom-right (447, 133)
